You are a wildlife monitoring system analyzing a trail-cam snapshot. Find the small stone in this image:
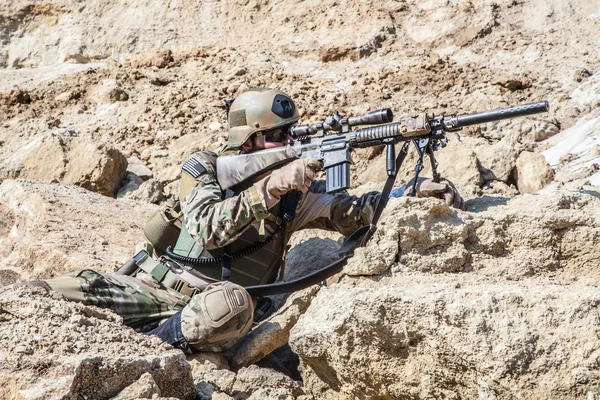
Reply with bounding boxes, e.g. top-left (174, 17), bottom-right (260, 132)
top-left (234, 68), bottom-right (247, 76)
top-left (209, 121), bottom-right (223, 131)
top-left (126, 157), bottom-right (153, 180)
